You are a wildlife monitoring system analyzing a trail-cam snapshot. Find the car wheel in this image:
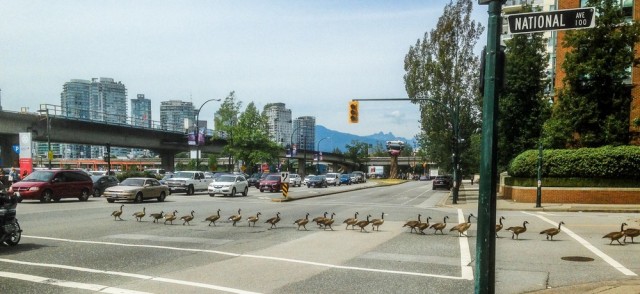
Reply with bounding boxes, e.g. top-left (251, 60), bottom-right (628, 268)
top-left (242, 187), bottom-right (248, 196)
top-left (134, 193), bottom-right (143, 203)
top-left (260, 189), bottom-right (264, 193)
top-left (78, 189), bottom-right (90, 201)
top-left (40, 190), bottom-right (53, 203)
top-left (157, 192), bottom-right (166, 202)
top-left (209, 193), bottom-right (215, 197)
top-left (432, 186), bottom-right (436, 190)
top-left (4, 221), bottom-right (21, 246)
top-left (231, 188), bottom-right (236, 196)
top-left (107, 198), bottom-right (115, 203)
top-left (187, 185), bottom-right (194, 195)
top-left (93, 188), bottom-right (101, 197)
